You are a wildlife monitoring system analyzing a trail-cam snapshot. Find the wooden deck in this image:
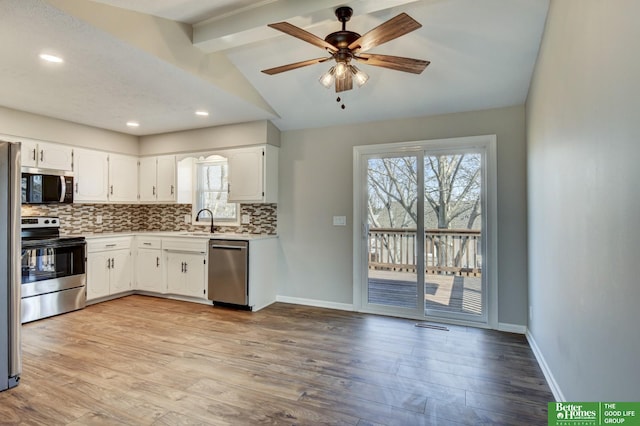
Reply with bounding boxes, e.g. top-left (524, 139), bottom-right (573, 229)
top-left (368, 271), bottom-right (483, 315)
top-left (0, 295), bottom-right (553, 425)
